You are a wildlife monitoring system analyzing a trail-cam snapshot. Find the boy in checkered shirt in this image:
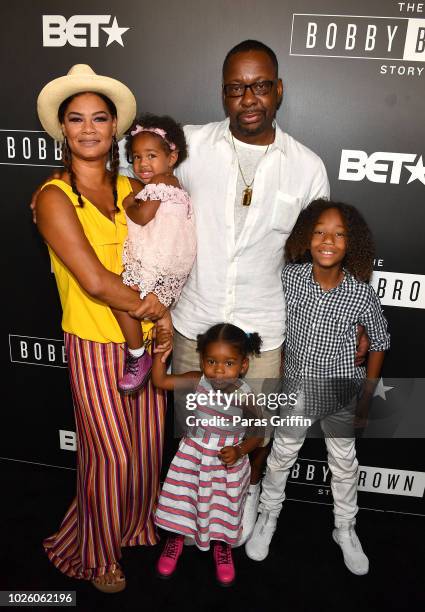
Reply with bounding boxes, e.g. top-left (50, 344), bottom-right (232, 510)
top-left (246, 199), bottom-right (390, 575)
